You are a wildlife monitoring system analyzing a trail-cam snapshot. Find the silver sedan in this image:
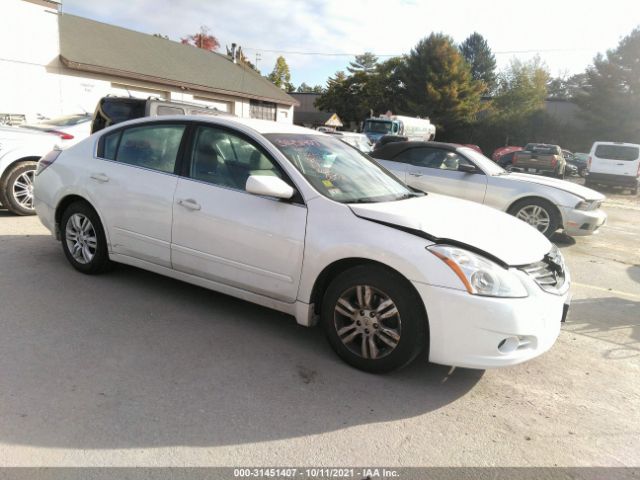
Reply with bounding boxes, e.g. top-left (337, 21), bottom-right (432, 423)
top-left (371, 141), bottom-right (607, 238)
